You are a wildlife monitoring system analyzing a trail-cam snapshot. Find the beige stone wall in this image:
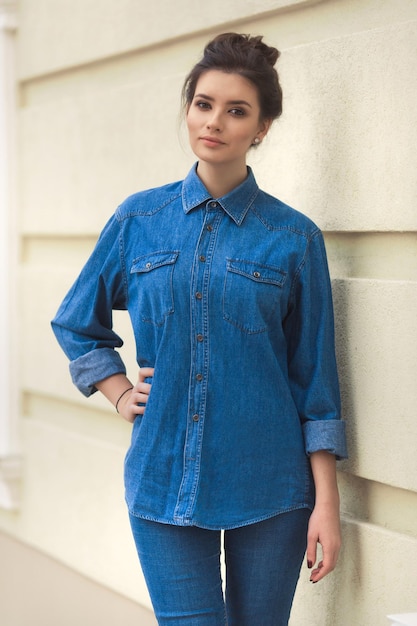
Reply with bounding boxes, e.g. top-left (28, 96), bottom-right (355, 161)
top-left (1, 0), bottom-right (416, 624)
